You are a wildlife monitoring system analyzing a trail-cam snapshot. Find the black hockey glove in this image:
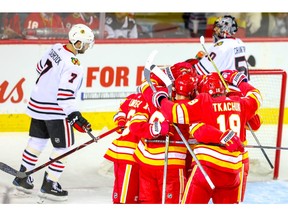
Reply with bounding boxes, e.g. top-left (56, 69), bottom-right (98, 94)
top-left (68, 111), bottom-right (92, 133)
